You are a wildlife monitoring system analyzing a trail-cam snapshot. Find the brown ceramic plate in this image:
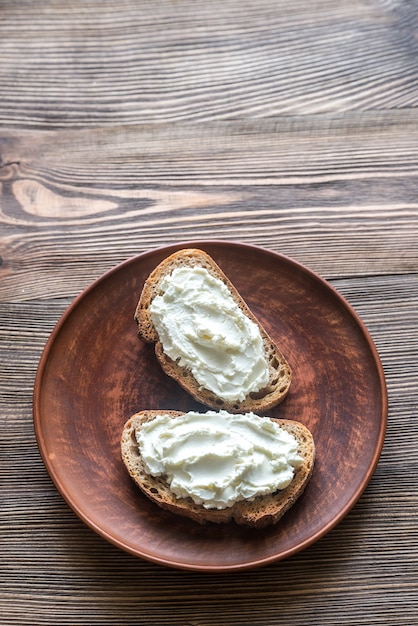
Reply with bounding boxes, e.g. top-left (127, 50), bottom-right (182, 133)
top-left (33, 241), bottom-right (387, 572)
